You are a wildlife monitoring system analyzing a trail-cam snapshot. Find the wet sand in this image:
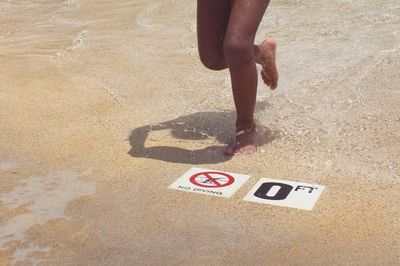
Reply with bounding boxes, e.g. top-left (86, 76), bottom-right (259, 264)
top-left (1, 0), bottom-right (399, 265)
